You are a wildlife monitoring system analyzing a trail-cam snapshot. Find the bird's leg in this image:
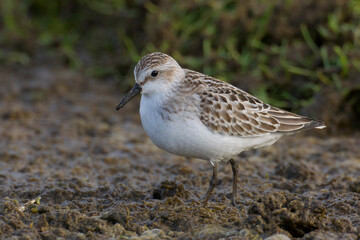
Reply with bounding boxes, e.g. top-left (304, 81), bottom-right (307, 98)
top-left (229, 159), bottom-right (239, 206)
top-left (203, 162), bottom-right (218, 207)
